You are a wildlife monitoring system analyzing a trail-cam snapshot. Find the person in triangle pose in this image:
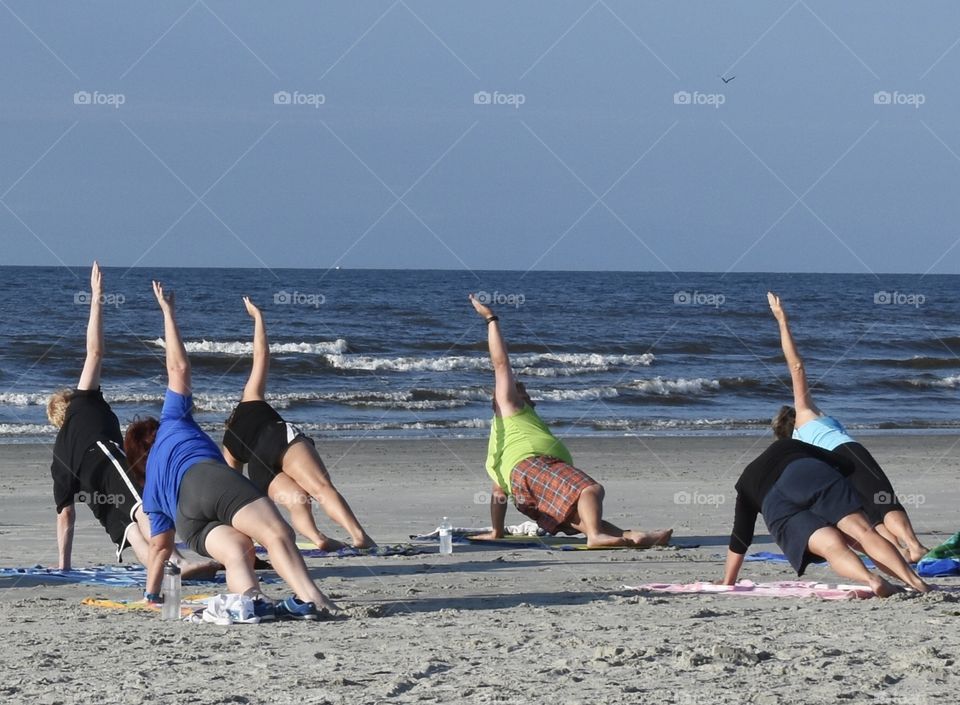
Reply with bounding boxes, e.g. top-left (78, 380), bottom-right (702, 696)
top-left (468, 294), bottom-right (672, 548)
